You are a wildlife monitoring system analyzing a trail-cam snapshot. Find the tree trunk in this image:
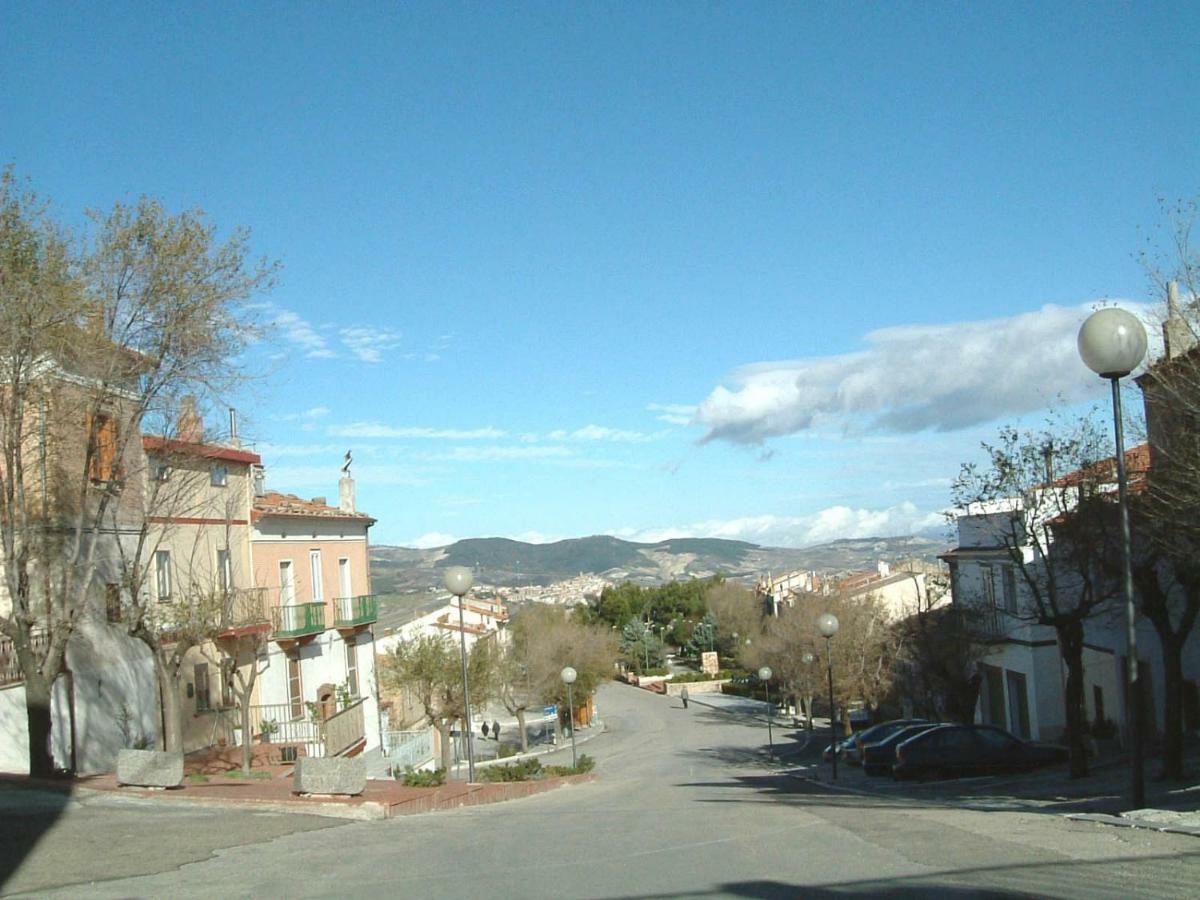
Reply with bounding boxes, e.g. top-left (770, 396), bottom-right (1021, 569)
top-left (25, 673), bottom-right (55, 778)
top-left (156, 658), bottom-right (184, 753)
top-left (239, 692), bottom-right (253, 775)
top-left (437, 719), bottom-right (453, 773)
top-left (515, 708), bottom-right (528, 753)
top-left (1160, 634), bottom-right (1185, 780)
top-left (1058, 620), bottom-right (1089, 779)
